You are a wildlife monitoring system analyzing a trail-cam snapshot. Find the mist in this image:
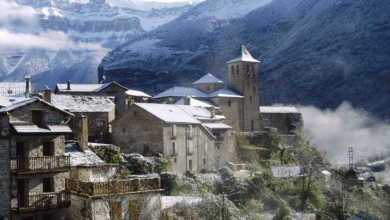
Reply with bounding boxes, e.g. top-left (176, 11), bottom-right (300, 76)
top-left (0, 0), bottom-right (102, 51)
top-left (296, 101), bottom-right (390, 165)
